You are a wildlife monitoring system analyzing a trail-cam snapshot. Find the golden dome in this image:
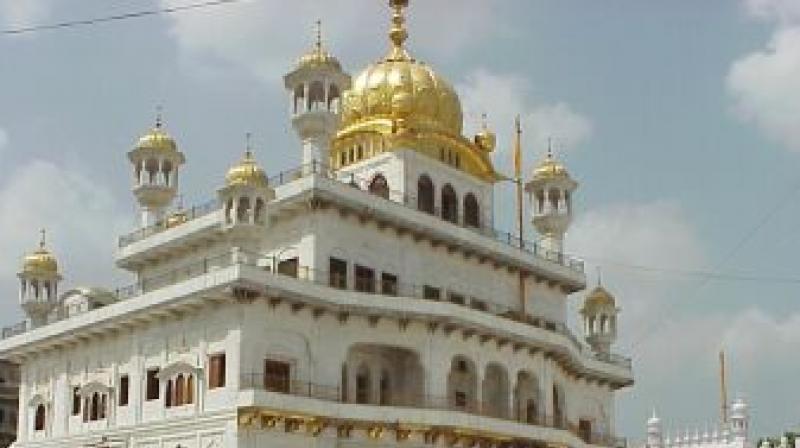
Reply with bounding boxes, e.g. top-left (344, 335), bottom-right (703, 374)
top-left (533, 152), bottom-right (570, 181)
top-left (332, 0), bottom-right (498, 182)
top-left (340, 58), bottom-right (463, 135)
top-left (582, 286), bottom-right (616, 312)
top-left (225, 151), bottom-right (268, 188)
top-left (136, 116), bottom-right (177, 153)
top-left (22, 231), bottom-right (59, 276)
